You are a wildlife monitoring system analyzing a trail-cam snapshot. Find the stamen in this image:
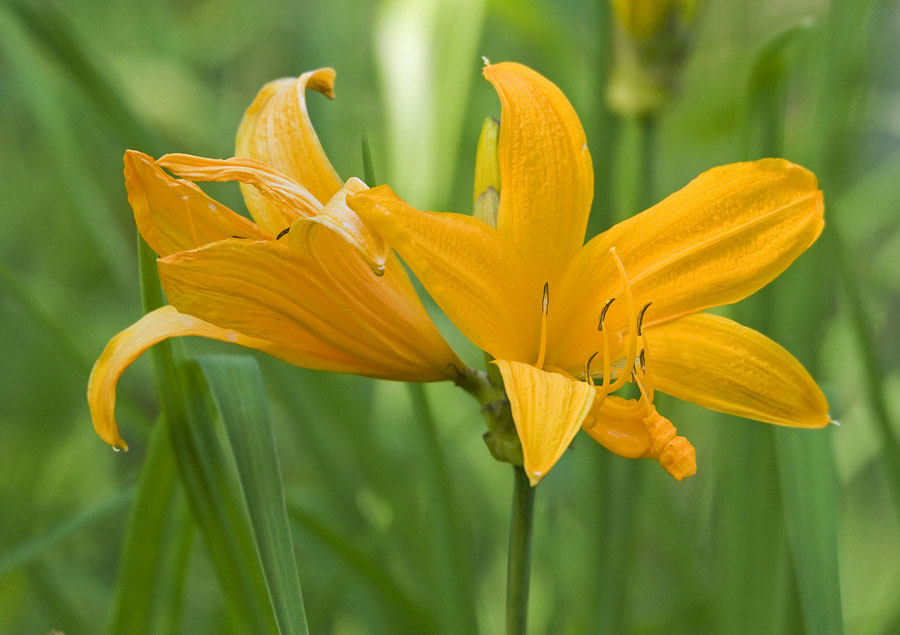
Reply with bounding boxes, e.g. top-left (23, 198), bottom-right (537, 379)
top-left (584, 352), bottom-right (598, 387)
top-left (276, 226), bottom-right (291, 240)
top-left (607, 248), bottom-right (637, 393)
top-left (535, 282), bottom-right (549, 369)
top-left (598, 298), bottom-right (616, 331)
top-left (637, 302), bottom-right (652, 336)
top-left (639, 348), bottom-right (646, 374)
